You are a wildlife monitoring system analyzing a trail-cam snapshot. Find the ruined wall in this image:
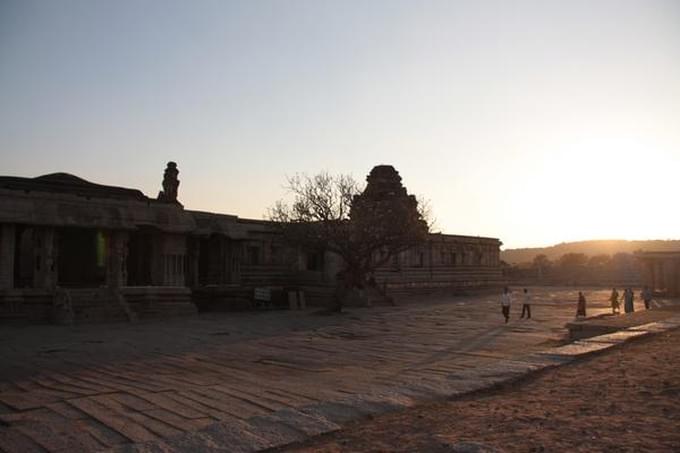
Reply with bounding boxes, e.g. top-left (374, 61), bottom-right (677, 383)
top-left (372, 235), bottom-right (503, 296)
